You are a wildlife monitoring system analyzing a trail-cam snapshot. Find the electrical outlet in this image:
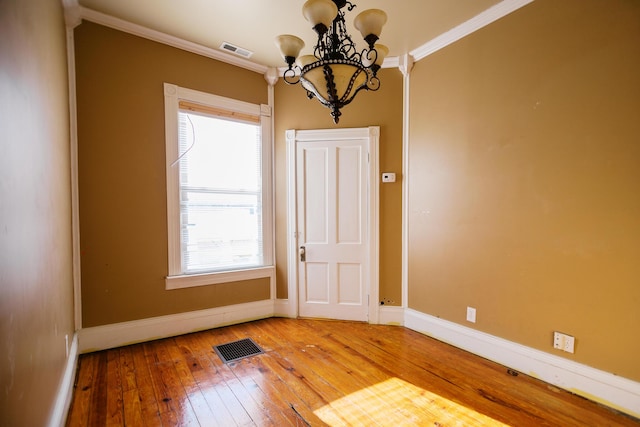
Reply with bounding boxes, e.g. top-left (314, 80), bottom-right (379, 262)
top-left (553, 331), bottom-right (575, 353)
top-left (466, 306), bottom-right (476, 323)
top-left (564, 335), bottom-right (575, 353)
